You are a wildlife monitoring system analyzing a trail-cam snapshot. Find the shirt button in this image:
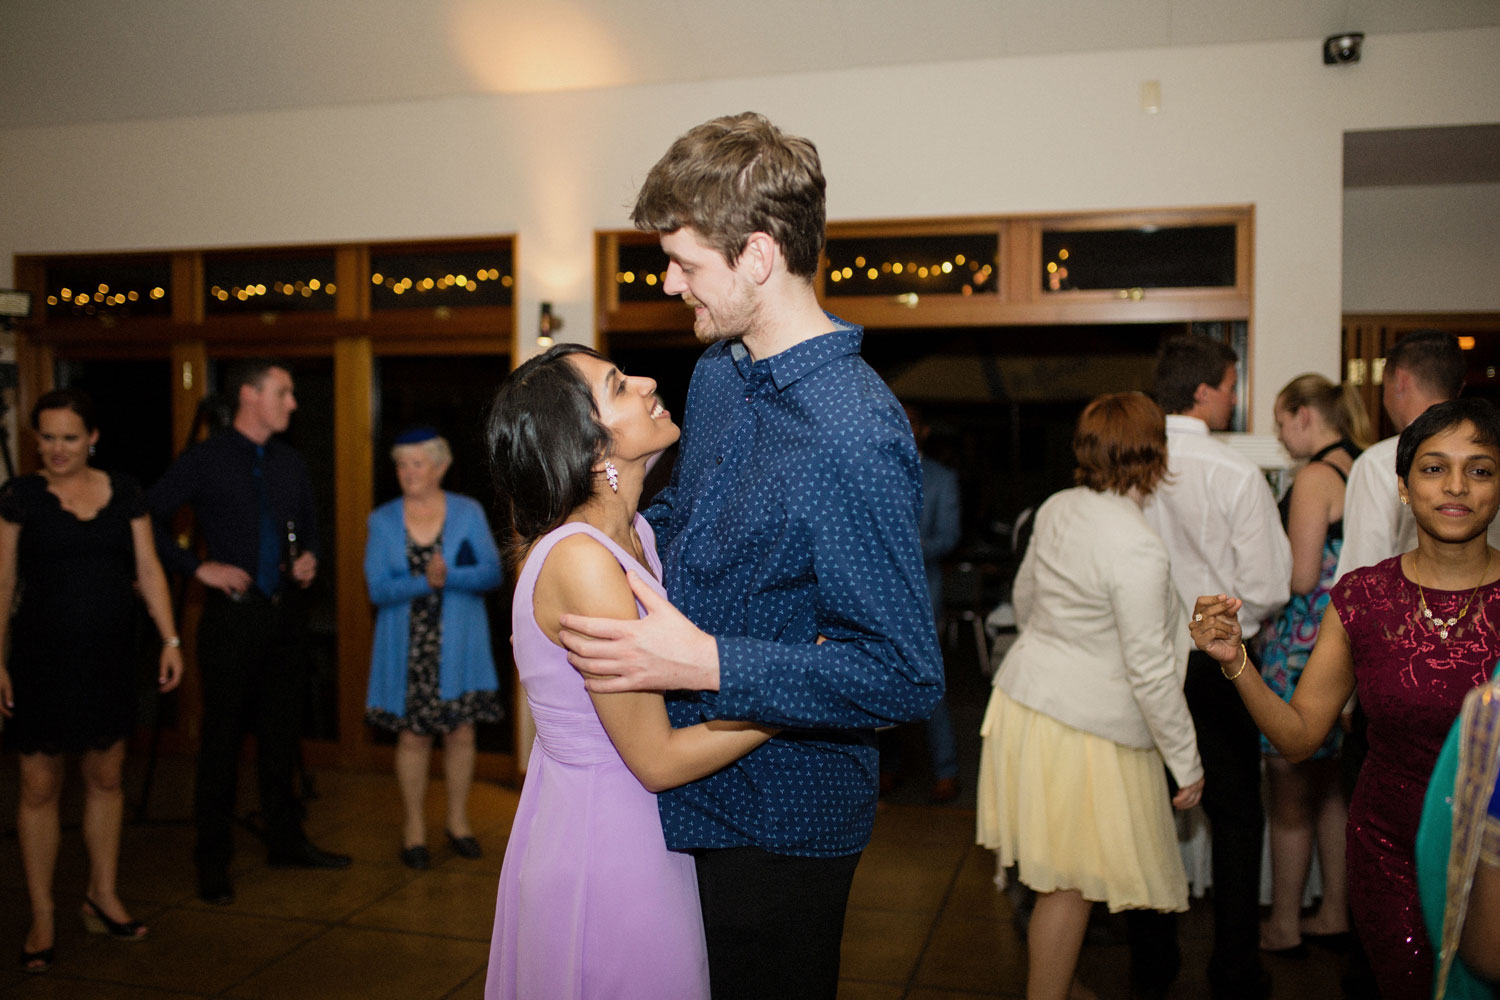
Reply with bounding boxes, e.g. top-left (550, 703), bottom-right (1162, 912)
top-left (716, 456), bottom-right (723, 465)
